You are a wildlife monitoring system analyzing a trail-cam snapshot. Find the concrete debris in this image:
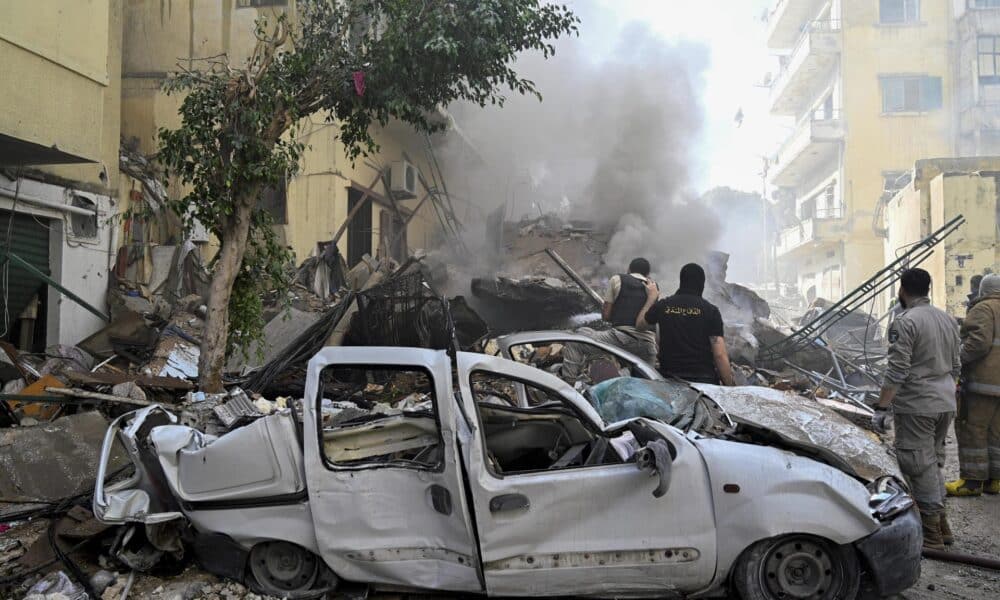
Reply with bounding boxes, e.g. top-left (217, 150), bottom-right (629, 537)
top-left (0, 411), bottom-right (128, 506)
